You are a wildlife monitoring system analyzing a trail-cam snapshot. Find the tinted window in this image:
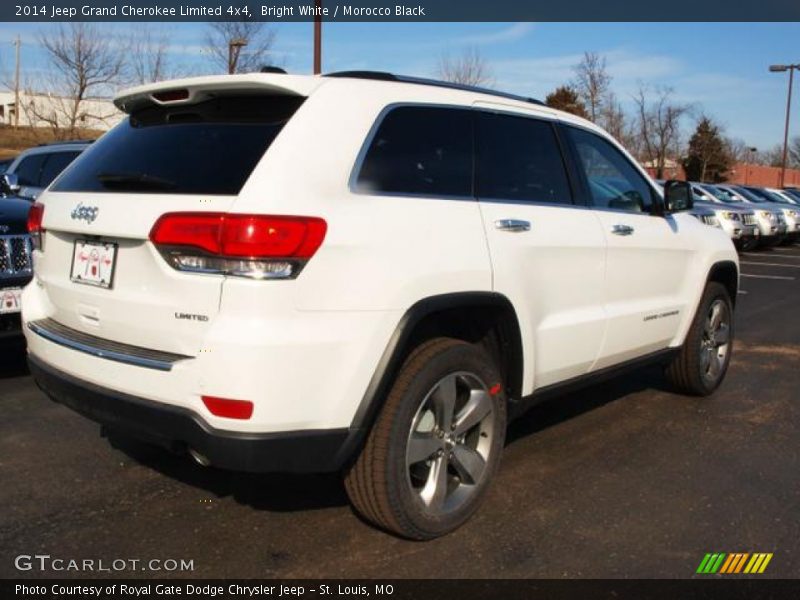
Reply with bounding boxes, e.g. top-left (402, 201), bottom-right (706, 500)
top-left (39, 151), bottom-right (81, 188)
top-left (14, 154), bottom-right (47, 187)
top-left (568, 127), bottom-right (654, 213)
top-left (356, 106), bottom-right (472, 197)
top-left (54, 95), bottom-right (303, 195)
top-left (476, 112), bottom-right (572, 204)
